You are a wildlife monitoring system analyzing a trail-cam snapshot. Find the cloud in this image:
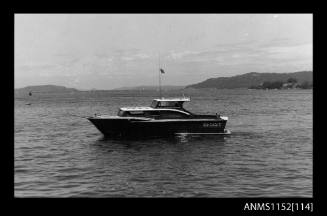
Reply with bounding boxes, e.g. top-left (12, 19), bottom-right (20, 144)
top-left (121, 56), bottom-right (134, 61)
top-left (264, 43), bottom-right (312, 60)
top-left (17, 64), bottom-right (57, 71)
top-left (161, 38), bottom-right (312, 74)
top-left (168, 50), bottom-right (201, 60)
top-left (120, 52), bottom-right (152, 61)
top-left (134, 53), bottom-right (151, 59)
top-left (167, 47), bottom-right (258, 63)
top-left (112, 48), bottom-right (140, 55)
top-left (215, 40), bottom-right (257, 49)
